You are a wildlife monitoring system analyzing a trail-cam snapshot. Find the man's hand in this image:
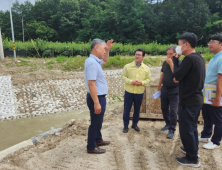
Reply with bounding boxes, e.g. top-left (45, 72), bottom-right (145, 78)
top-left (157, 86), bottom-right (161, 91)
top-left (132, 80), bottom-right (142, 86)
top-left (209, 98), bottom-right (221, 107)
top-left (135, 81), bottom-right (142, 86)
top-left (166, 58), bottom-right (173, 66)
top-left (94, 103), bottom-right (101, 114)
top-left (106, 39), bottom-right (115, 51)
top-left (175, 53), bottom-right (181, 58)
top-left (173, 78), bottom-right (179, 83)
top-left (131, 80), bottom-right (137, 85)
